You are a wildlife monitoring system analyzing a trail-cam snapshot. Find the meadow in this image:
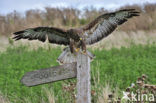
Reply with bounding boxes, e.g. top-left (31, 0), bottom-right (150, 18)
top-left (0, 3), bottom-right (156, 103)
top-left (0, 44), bottom-right (156, 103)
